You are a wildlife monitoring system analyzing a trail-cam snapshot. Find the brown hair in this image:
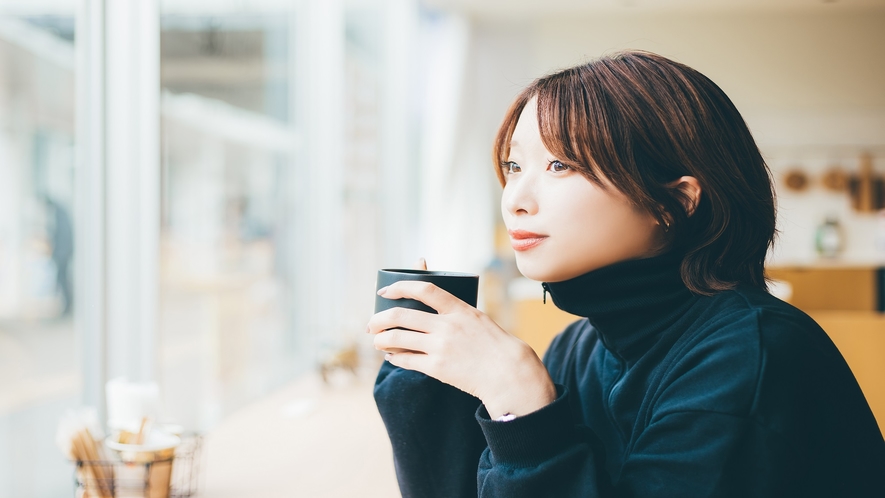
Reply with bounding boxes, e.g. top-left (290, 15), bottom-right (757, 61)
top-left (493, 50), bottom-right (776, 295)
